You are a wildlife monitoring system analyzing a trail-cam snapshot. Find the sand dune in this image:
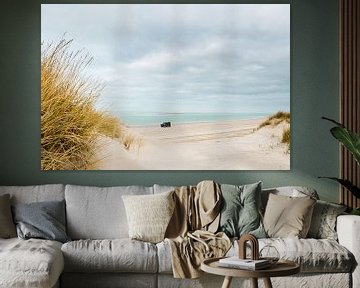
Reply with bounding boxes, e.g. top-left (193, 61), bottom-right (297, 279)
top-left (93, 118), bottom-right (290, 170)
